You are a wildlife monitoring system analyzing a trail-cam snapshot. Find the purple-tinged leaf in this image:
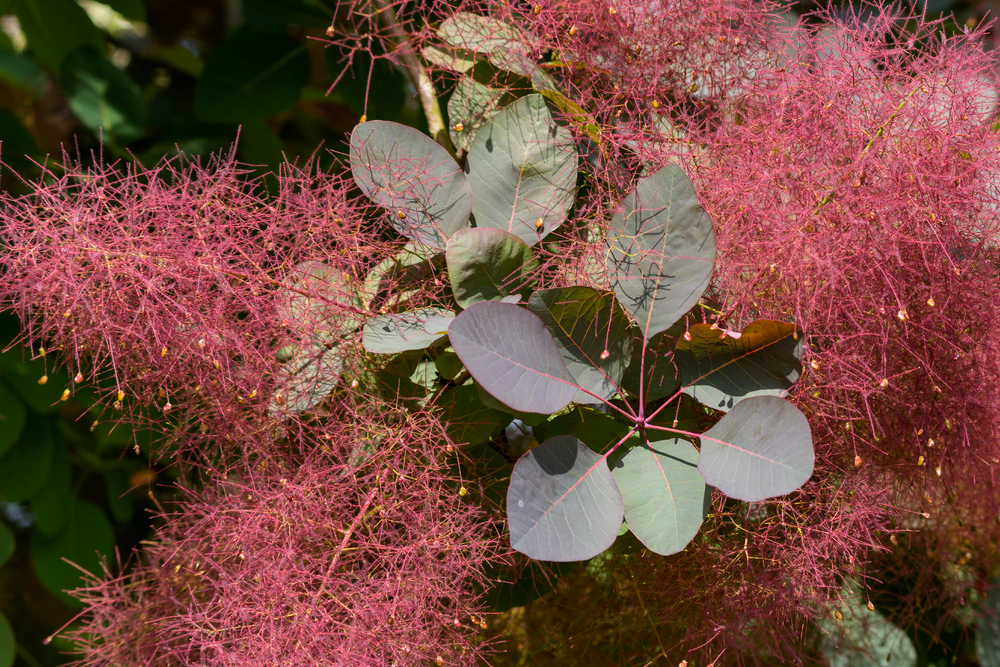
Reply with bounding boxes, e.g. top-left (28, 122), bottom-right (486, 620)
top-left (350, 120), bottom-right (472, 249)
top-left (508, 435), bottom-right (623, 561)
top-left (527, 287), bottom-right (632, 403)
top-left (446, 227), bottom-right (539, 308)
top-left (698, 396), bottom-right (814, 502)
top-left (606, 164), bottom-right (715, 341)
top-left (612, 439), bottom-right (706, 556)
top-left (449, 301), bottom-right (577, 414)
top-left (362, 308), bottom-right (455, 354)
top-left (676, 320), bottom-right (803, 412)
